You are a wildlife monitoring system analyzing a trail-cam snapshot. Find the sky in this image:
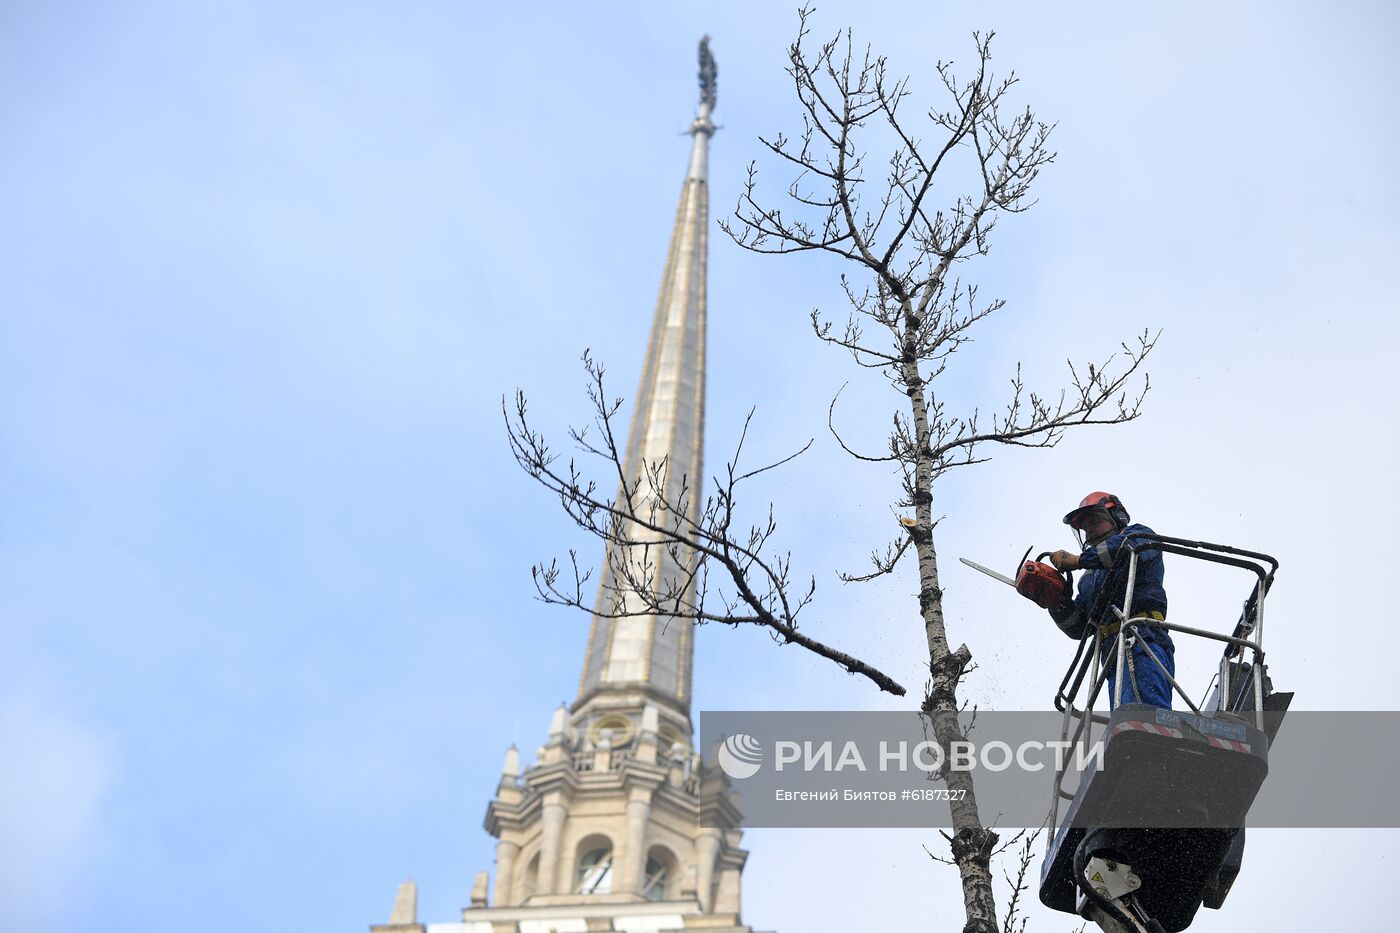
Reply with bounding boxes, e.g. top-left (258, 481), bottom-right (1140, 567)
top-left (1, 1), bottom-right (1397, 931)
